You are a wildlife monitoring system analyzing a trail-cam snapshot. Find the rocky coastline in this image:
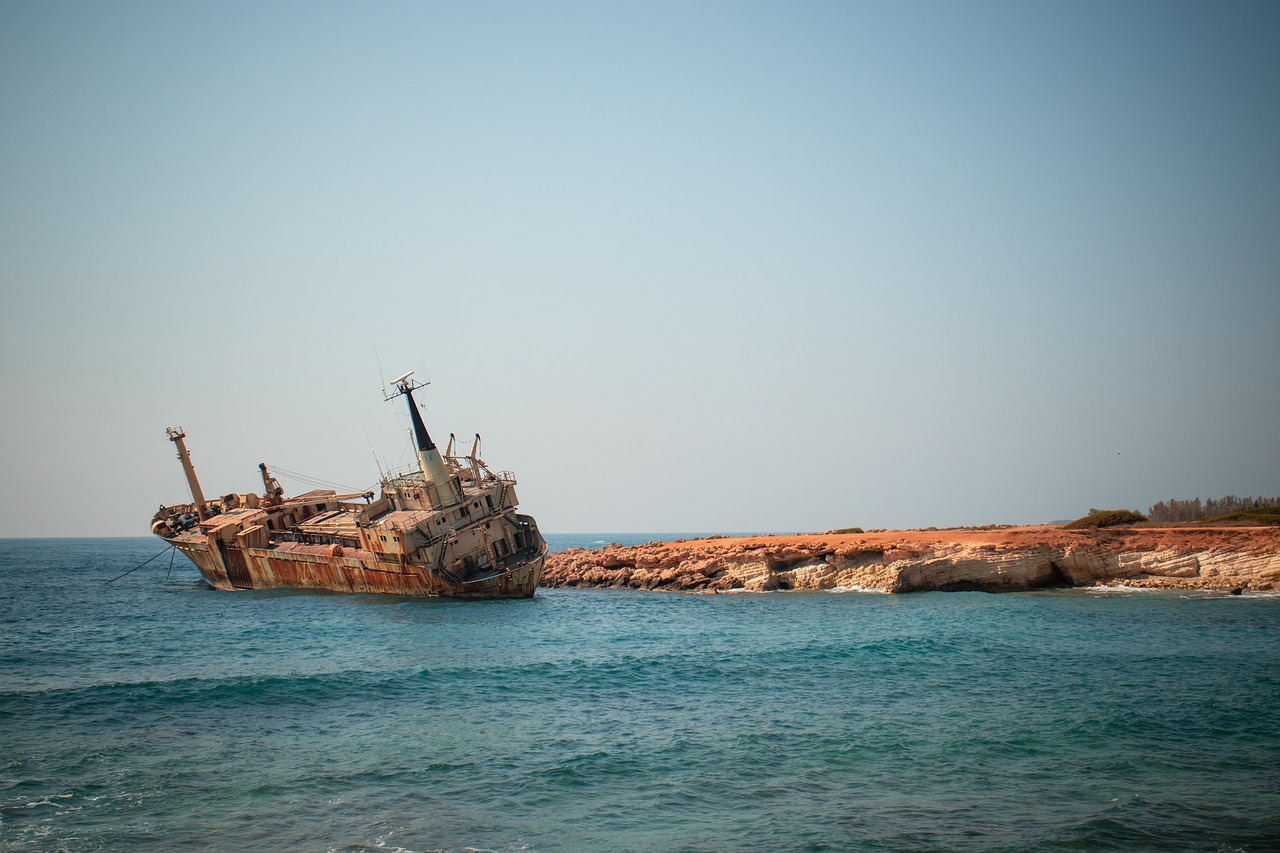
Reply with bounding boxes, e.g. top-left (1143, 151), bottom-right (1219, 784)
top-left (542, 526), bottom-right (1280, 594)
